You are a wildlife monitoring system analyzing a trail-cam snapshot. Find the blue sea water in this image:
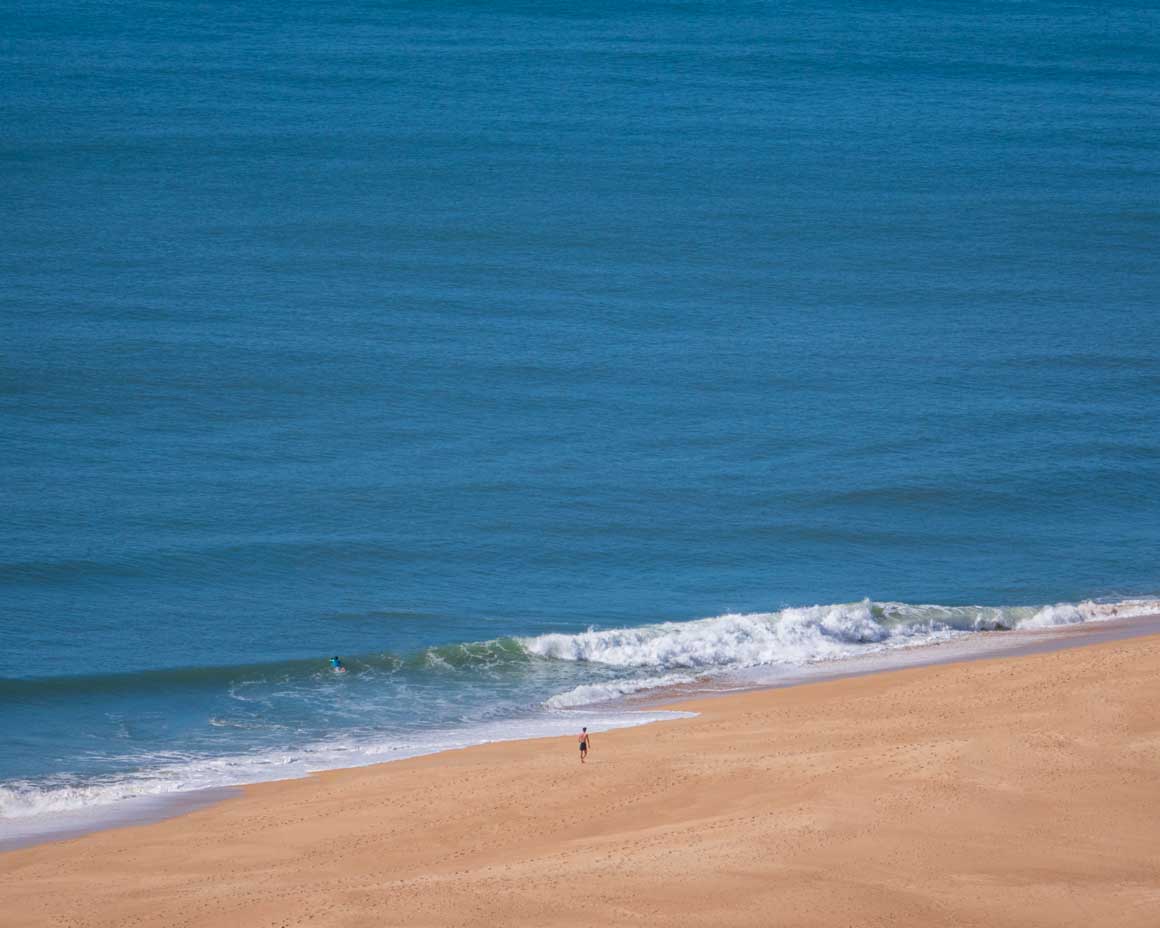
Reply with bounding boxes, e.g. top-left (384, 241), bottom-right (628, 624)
top-left (2, 0), bottom-right (1159, 833)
